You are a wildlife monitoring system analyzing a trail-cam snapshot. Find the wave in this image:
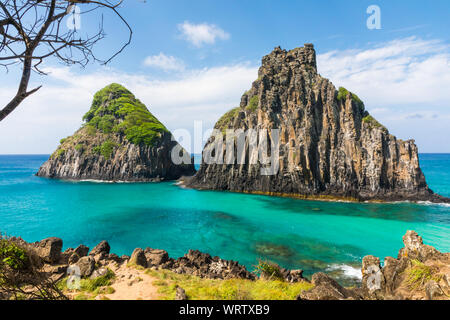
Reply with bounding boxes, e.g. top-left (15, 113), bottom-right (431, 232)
top-left (326, 264), bottom-right (362, 280)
